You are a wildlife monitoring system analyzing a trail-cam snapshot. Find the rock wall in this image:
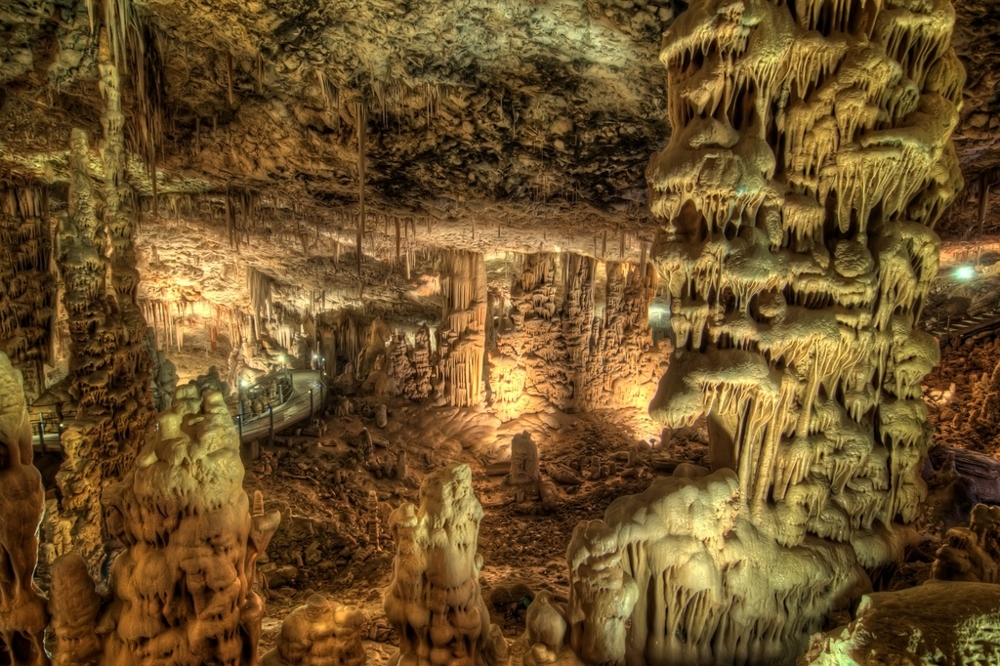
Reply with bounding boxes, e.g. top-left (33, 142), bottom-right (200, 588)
top-left (648, 0), bottom-right (963, 555)
top-left (438, 251), bottom-right (488, 408)
top-left (55, 31), bottom-right (157, 574)
top-left (0, 186), bottom-right (56, 403)
top-left (0, 352), bottom-right (48, 666)
top-left (490, 253), bottom-right (664, 420)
